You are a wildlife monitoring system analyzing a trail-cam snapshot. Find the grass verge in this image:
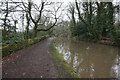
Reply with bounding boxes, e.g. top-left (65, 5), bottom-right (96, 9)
top-left (51, 42), bottom-right (79, 78)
